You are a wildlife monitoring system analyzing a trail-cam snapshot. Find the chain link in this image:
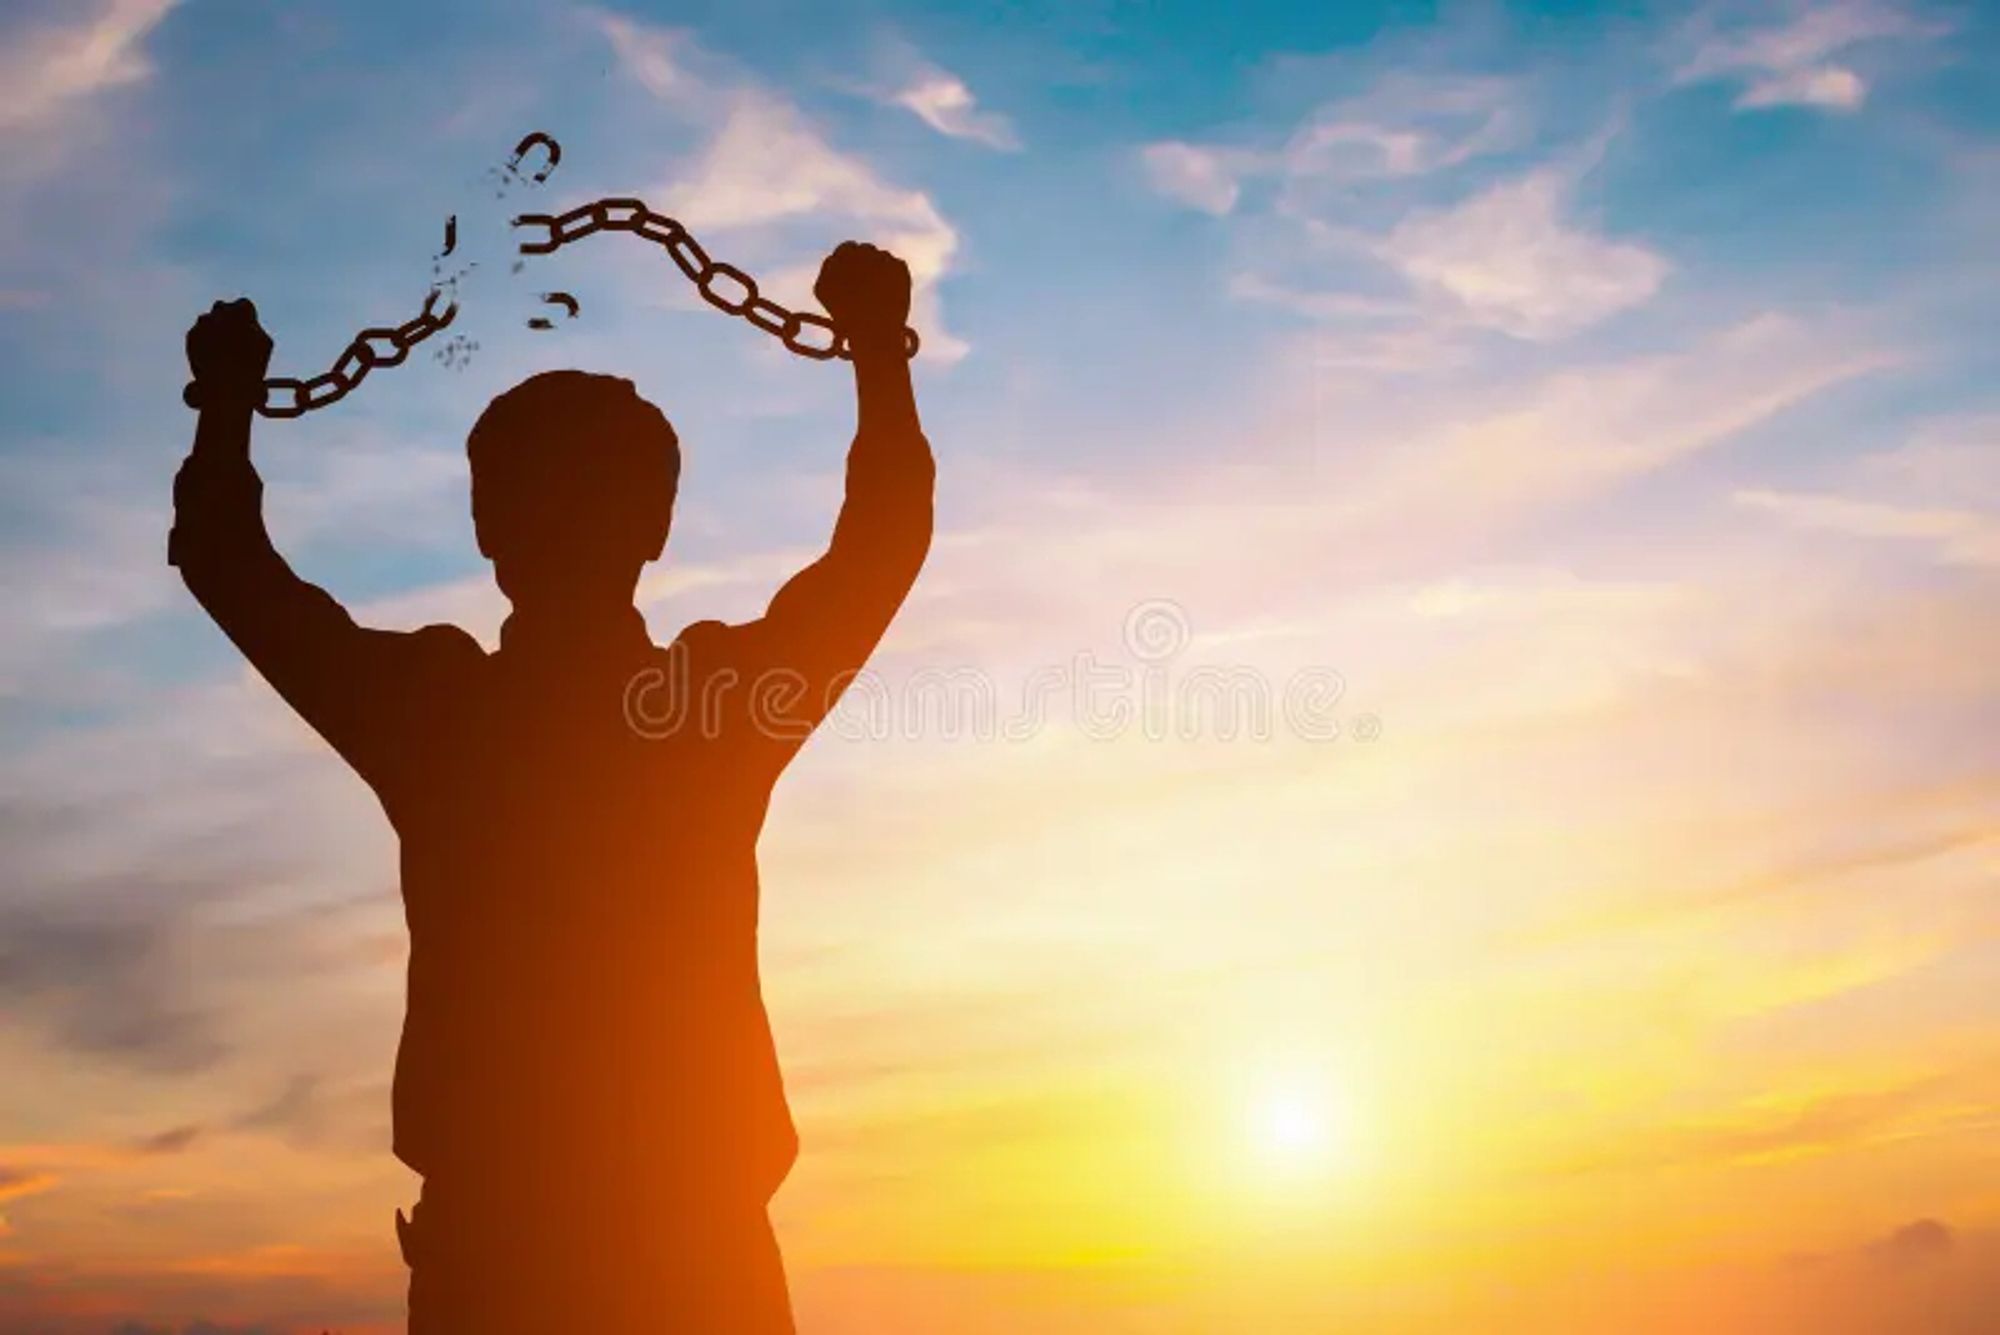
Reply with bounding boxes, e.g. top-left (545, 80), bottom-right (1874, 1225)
top-left (185, 288), bottom-right (459, 418)
top-left (512, 199), bottom-right (919, 362)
